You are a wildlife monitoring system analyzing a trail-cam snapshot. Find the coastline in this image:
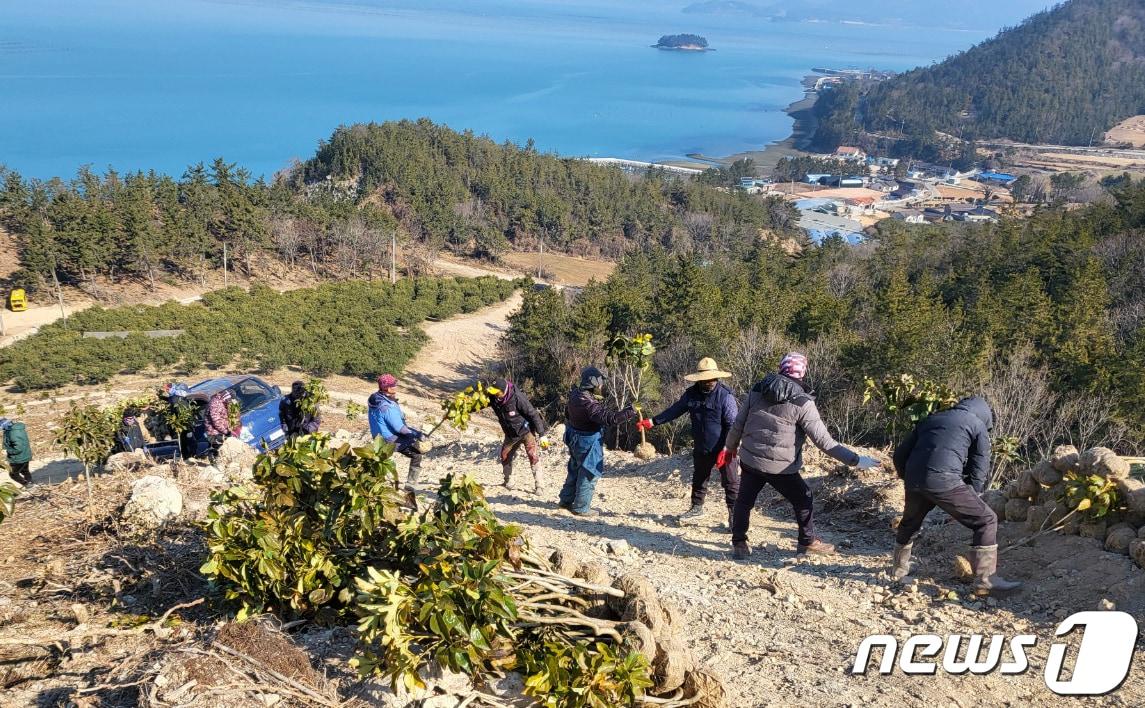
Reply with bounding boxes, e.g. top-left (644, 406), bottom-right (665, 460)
top-left (675, 74), bottom-right (821, 171)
